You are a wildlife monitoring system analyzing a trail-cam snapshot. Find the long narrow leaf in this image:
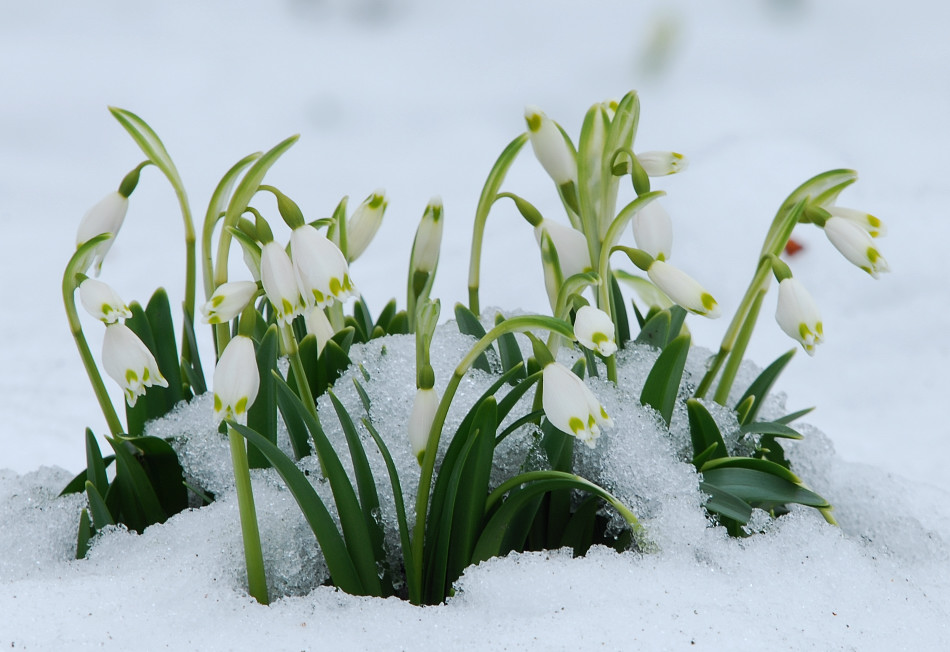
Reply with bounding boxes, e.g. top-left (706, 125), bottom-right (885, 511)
top-left (640, 333), bottom-right (691, 426)
top-left (247, 325), bottom-right (279, 468)
top-left (736, 349), bottom-right (795, 425)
